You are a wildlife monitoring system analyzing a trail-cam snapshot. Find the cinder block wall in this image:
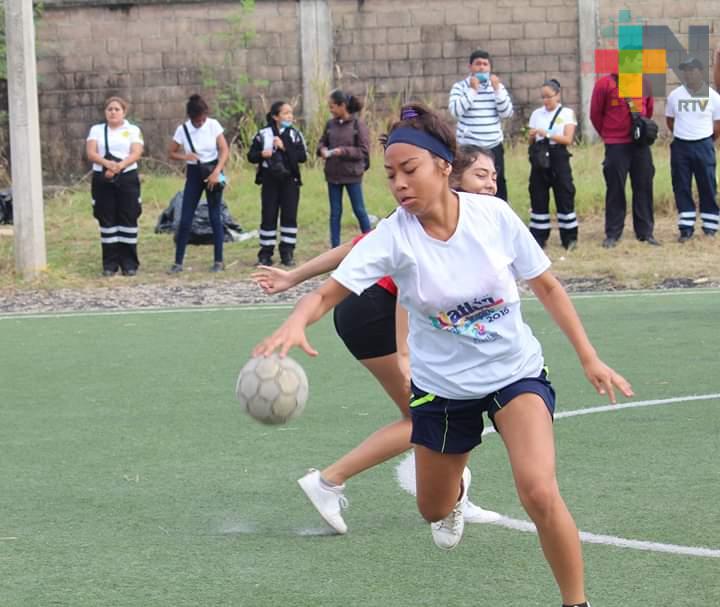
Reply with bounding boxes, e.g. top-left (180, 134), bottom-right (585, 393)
top-left (31, 0), bottom-right (720, 179)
